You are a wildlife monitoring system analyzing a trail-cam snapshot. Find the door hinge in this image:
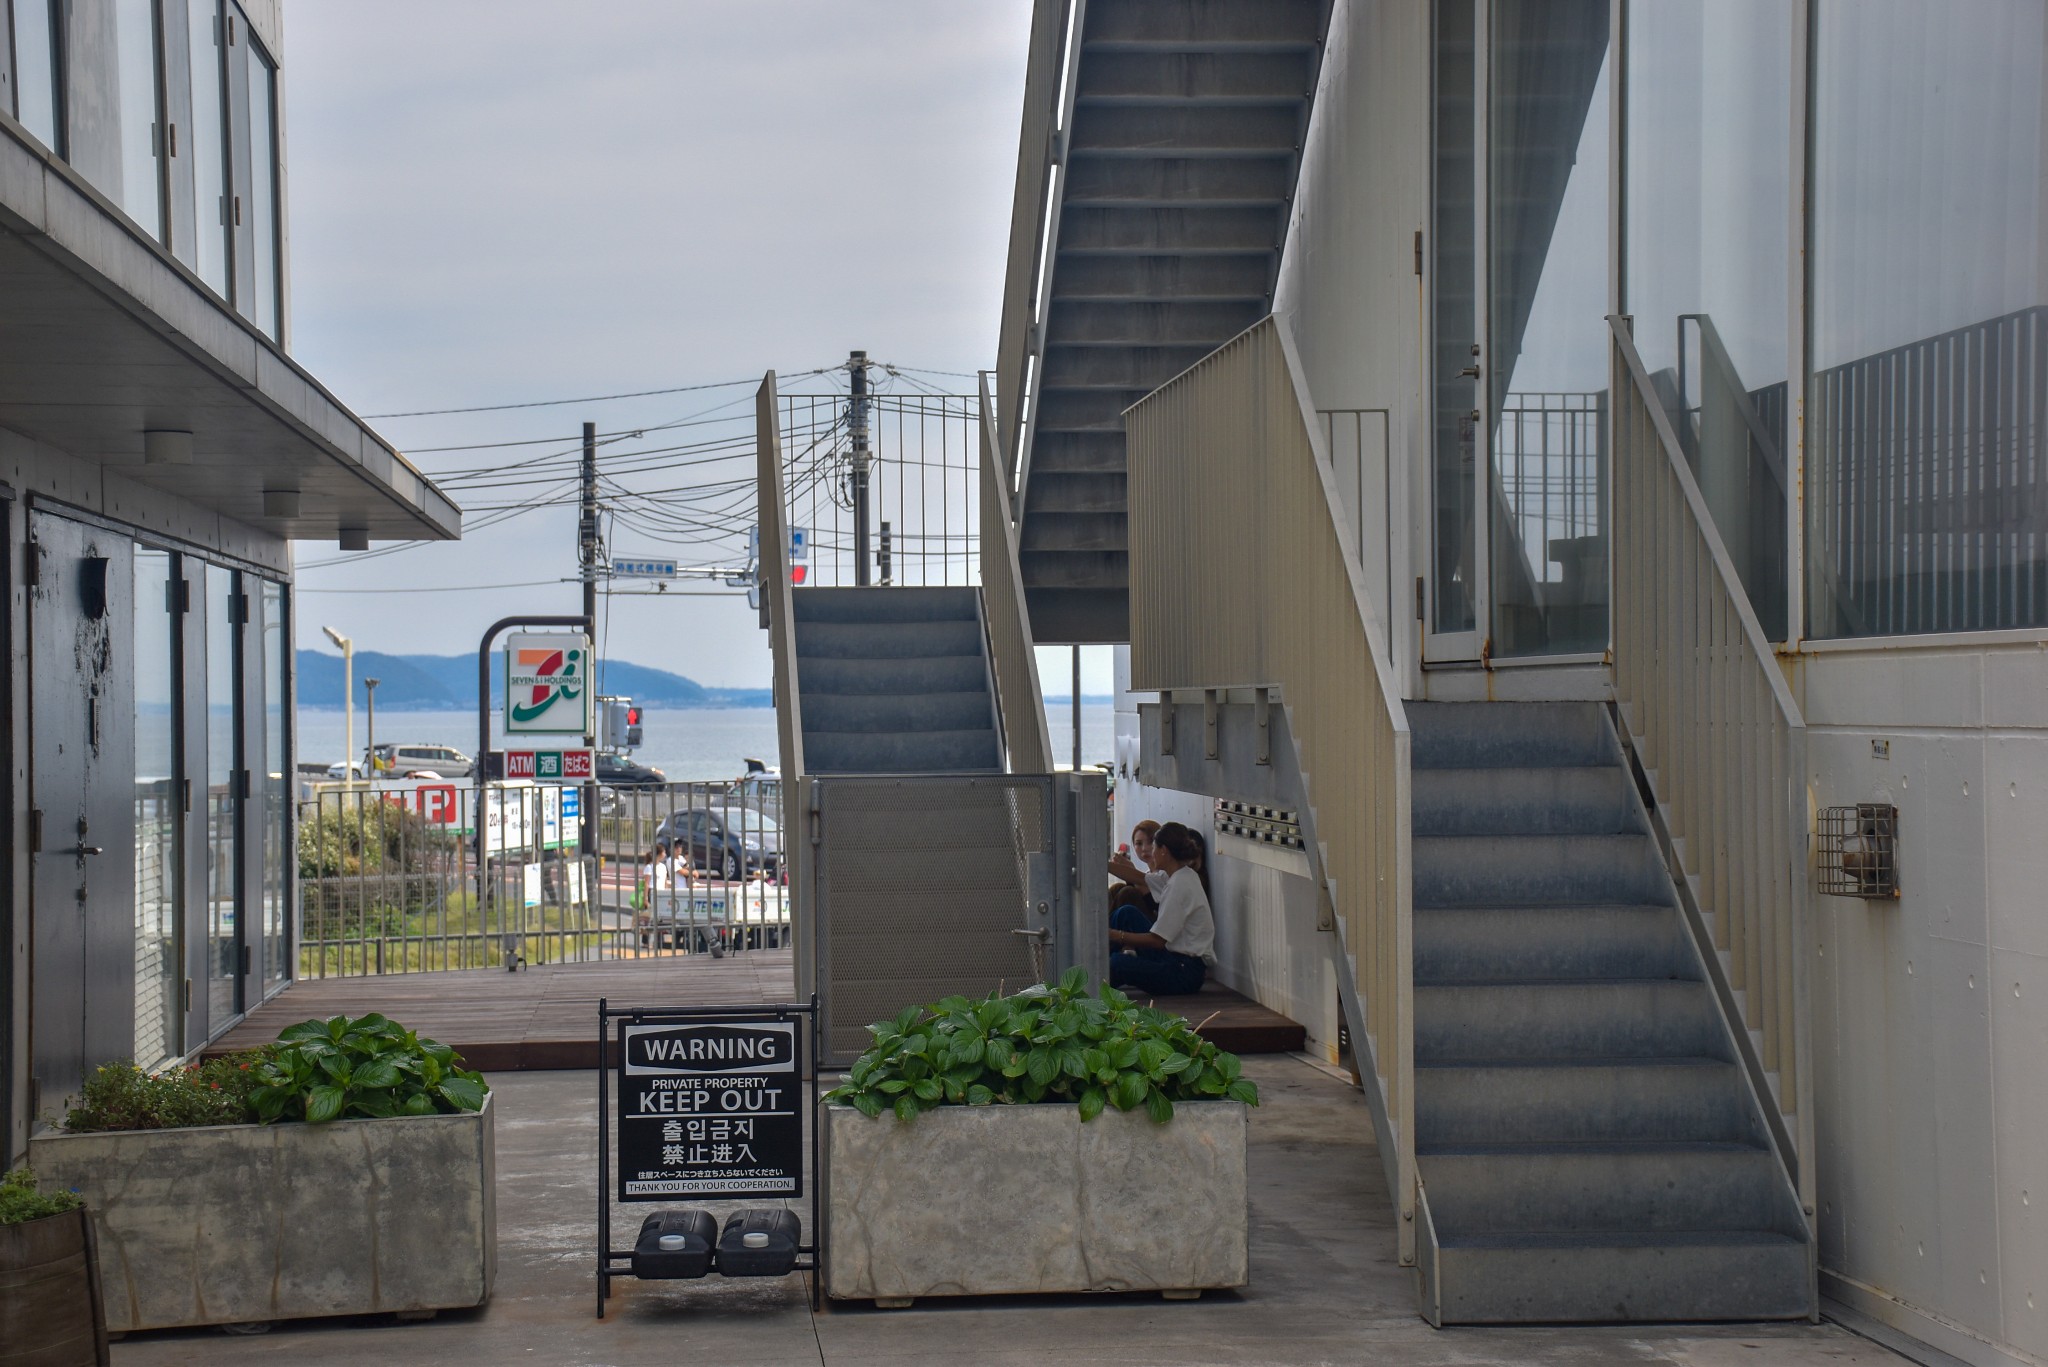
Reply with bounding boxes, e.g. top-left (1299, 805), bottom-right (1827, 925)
top-left (181, 778), bottom-right (192, 813)
top-left (239, 943), bottom-right (251, 976)
top-left (230, 591), bottom-right (248, 625)
top-left (237, 769), bottom-right (251, 800)
top-left (1415, 577), bottom-right (1426, 622)
top-left (28, 808), bottom-right (42, 853)
top-left (1413, 229), bottom-right (1424, 276)
top-left (183, 978), bottom-right (193, 1013)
